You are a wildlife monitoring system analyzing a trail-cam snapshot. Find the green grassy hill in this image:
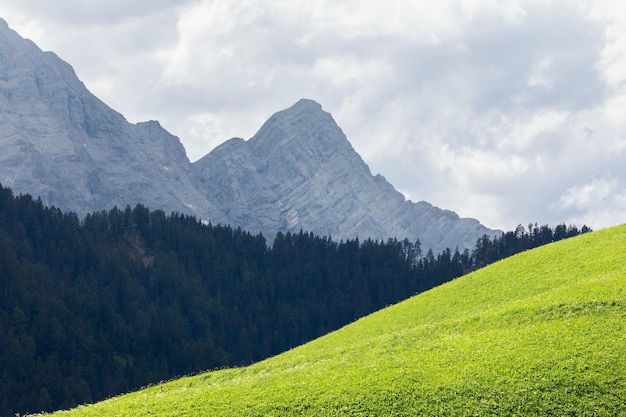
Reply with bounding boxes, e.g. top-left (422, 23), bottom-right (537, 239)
top-left (46, 225), bottom-right (626, 416)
